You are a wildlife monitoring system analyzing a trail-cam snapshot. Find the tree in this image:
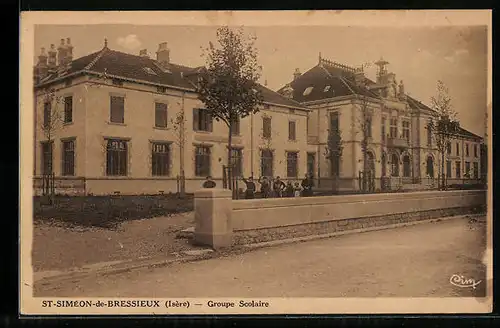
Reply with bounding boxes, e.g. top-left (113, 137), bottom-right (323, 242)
top-left (38, 88), bottom-right (65, 203)
top-left (197, 26), bottom-right (264, 190)
top-left (352, 95), bottom-right (374, 192)
top-left (324, 113), bottom-right (343, 193)
top-left (429, 80), bottom-right (460, 190)
top-left (170, 110), bottom-right (187, 197)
